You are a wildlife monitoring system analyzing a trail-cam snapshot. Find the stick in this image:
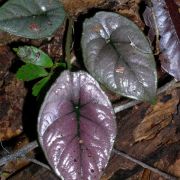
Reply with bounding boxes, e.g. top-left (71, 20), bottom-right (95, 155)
top-left (0, 141), bottom-right (38, 166)
top-left (65, 17), bottom-right (74, 70)
top-left (113, 149), bottom-right (178, 180)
